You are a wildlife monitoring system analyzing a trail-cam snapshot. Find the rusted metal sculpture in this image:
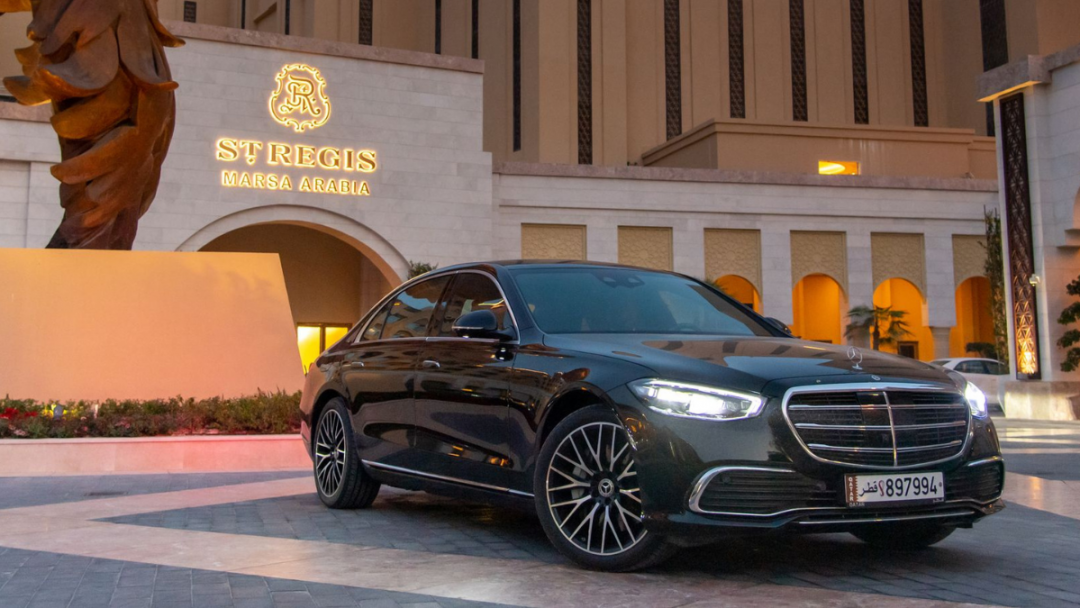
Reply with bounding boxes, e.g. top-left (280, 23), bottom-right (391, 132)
top-left (1, 0), bottom-right (183, 249)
